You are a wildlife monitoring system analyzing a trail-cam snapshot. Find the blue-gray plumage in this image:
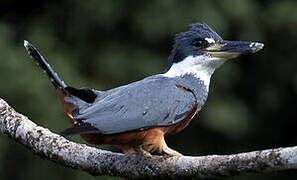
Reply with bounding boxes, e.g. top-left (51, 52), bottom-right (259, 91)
top-left (168, 24), bottom-right (223, 68)
top-left (24, 23), bottom-right (264, 156)
top-left (70, 74), bottom-right (208, 134)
